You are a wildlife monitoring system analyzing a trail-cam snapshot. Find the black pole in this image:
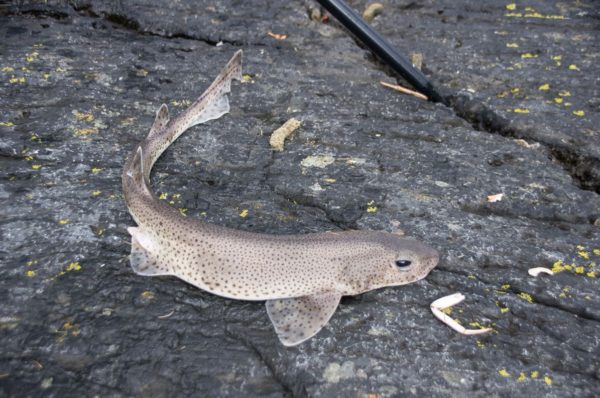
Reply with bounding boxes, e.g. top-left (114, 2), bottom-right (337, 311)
top-left (315, 0), bottom-right (445, 104)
